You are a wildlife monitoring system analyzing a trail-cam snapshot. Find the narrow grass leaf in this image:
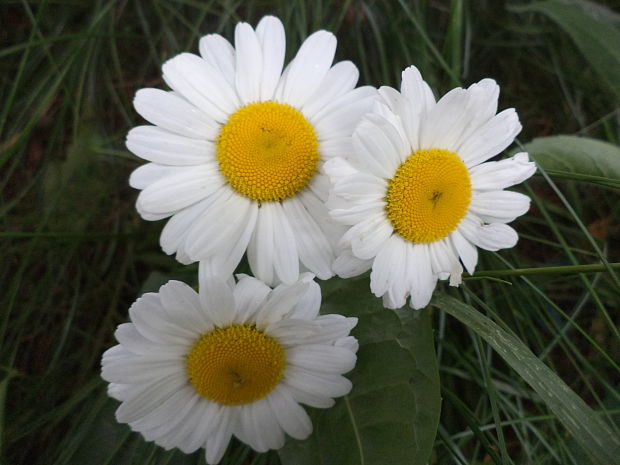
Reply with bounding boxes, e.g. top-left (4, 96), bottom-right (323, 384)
top-left (514, 0), bottom-right (620, 99)
top-left (432, 293), bottom-right (620, 465)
